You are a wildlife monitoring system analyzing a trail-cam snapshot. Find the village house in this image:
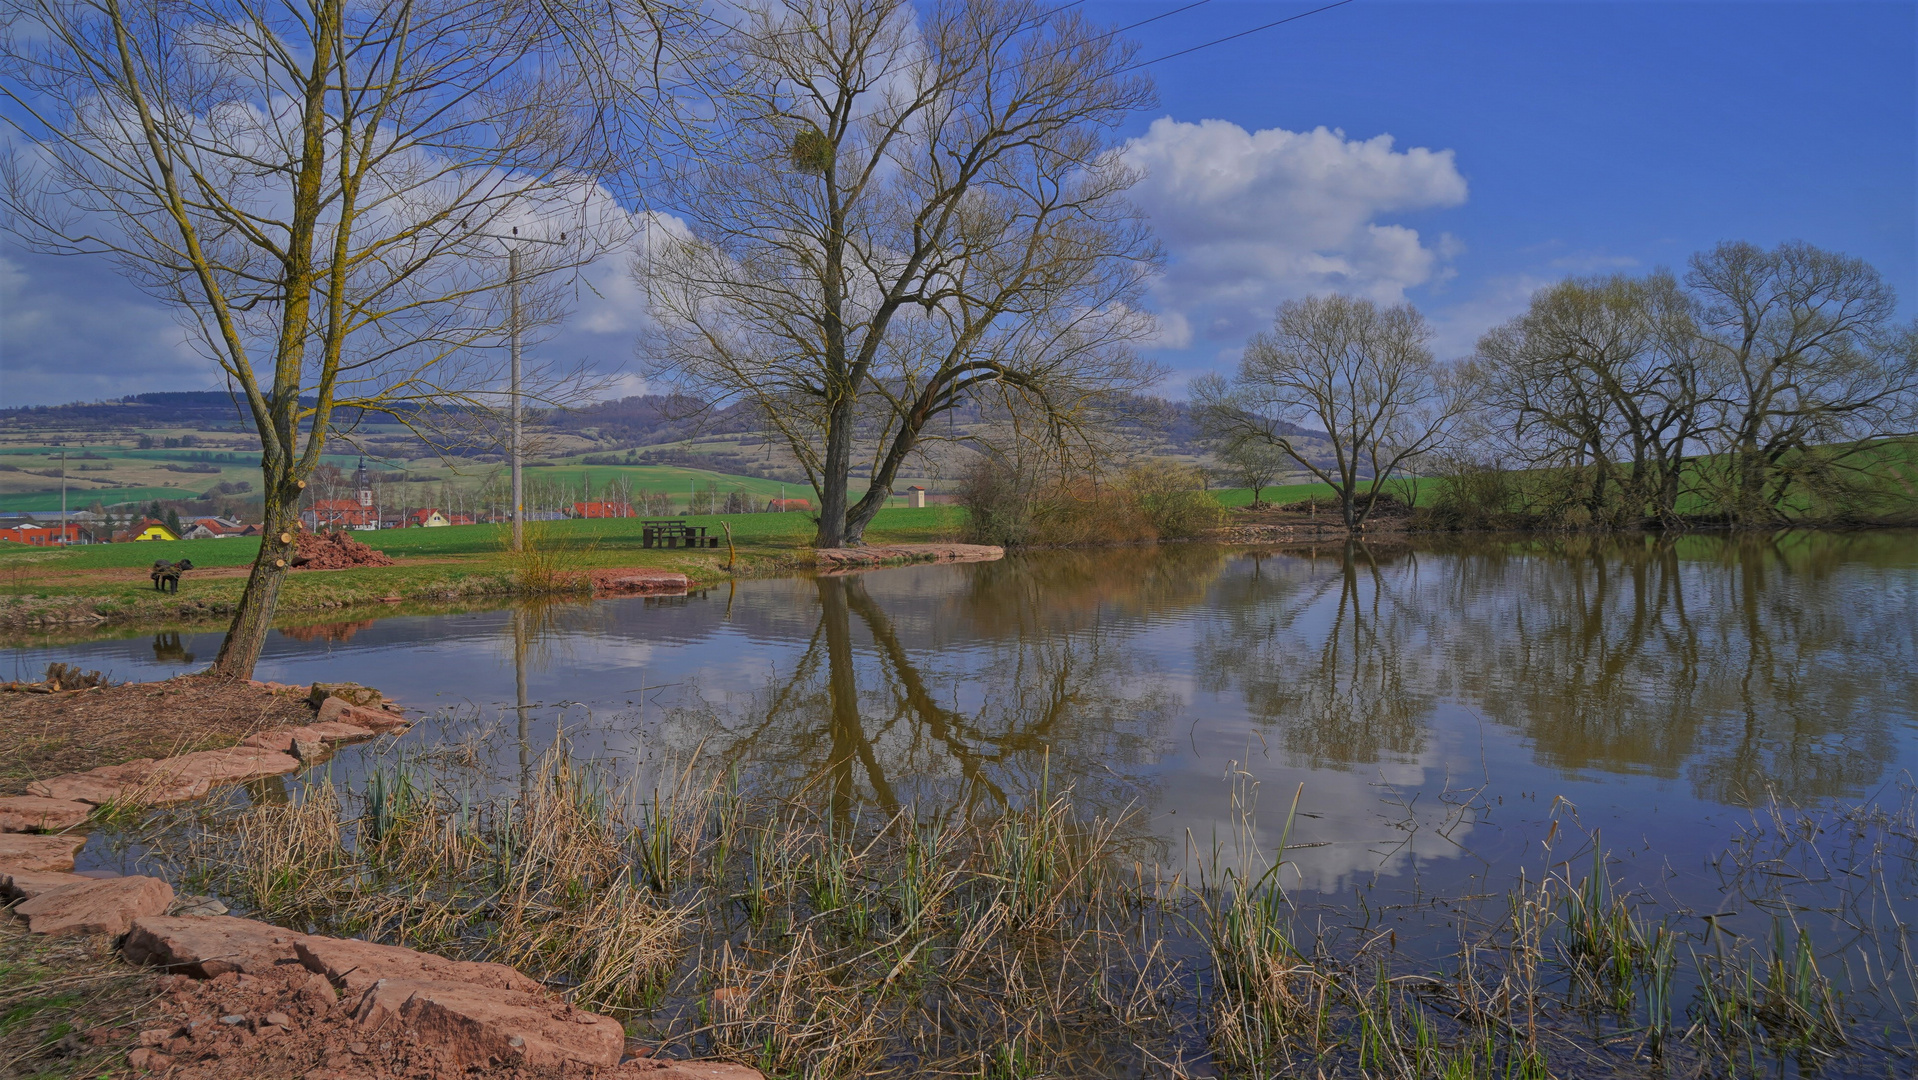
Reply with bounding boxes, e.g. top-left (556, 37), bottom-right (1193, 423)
top-left (179, 517), bottom-right (258, 540)
top-left (405, 508), bottom-right (451, 528)
top-left (0, 520), bottom-right (92, 546)
top-left (571, 500), bottom-right (634, 518)
top-left (304, 460), bottom-right (380, 530)
top-left (123, 519), bottom-right (179, 542)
